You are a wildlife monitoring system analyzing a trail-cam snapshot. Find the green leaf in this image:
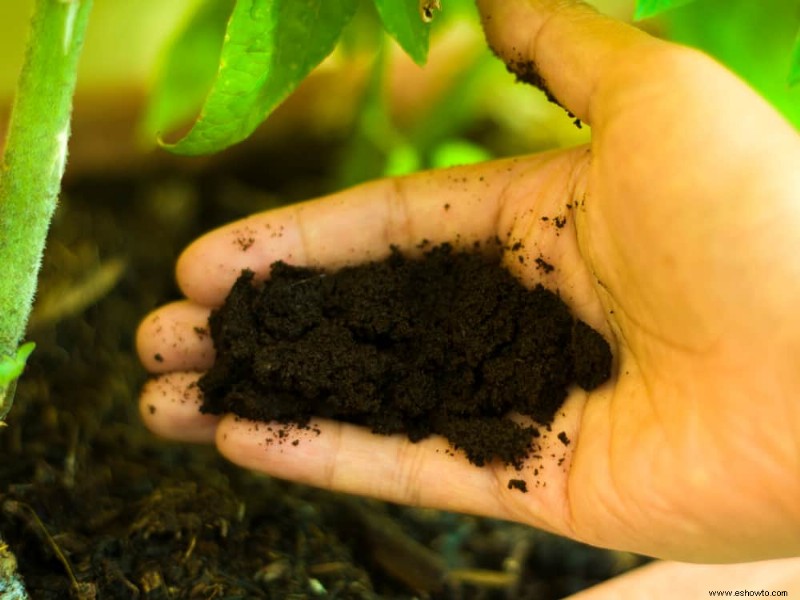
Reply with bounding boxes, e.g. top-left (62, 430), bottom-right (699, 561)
top-left (430, 139), bottom-right (491, 169)
top-left (0, 342), bottom-right (35, 419)
top-left (0, 342), bottom-right (35, 387)
top-left (634, 0), bottom-right (697, 20)
top-left (372, 0), bottom-right (430, 65)
top-left (789, 27), bottom-right (800, 86)
top-left (163, 0), bottom-right (359, 156)
top-left (142, 0), bottom-right (235, 141)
